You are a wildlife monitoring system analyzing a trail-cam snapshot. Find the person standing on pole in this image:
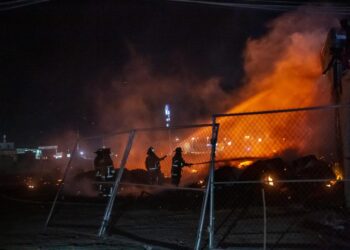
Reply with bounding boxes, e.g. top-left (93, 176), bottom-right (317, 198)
top-left (171, 147), bottom-right (192, 187)
top-left (145, 146), bottom-right (167, 185)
